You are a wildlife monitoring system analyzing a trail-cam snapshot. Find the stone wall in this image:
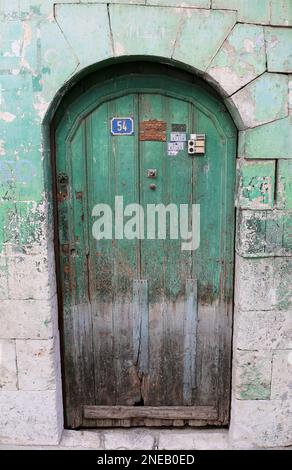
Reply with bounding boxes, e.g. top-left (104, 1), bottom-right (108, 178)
top-left (0, 0), bottom-right (291, 448)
